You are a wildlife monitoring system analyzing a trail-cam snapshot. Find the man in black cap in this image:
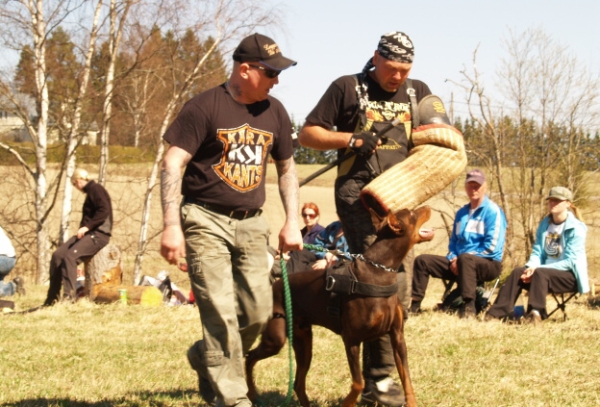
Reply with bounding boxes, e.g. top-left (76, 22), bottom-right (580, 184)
top-left (410, 168), bottom-right (507, 318)
top-left (160, 33), bottom-right (303, 407)
top-left (299, 31), bottom-right (432, 406)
